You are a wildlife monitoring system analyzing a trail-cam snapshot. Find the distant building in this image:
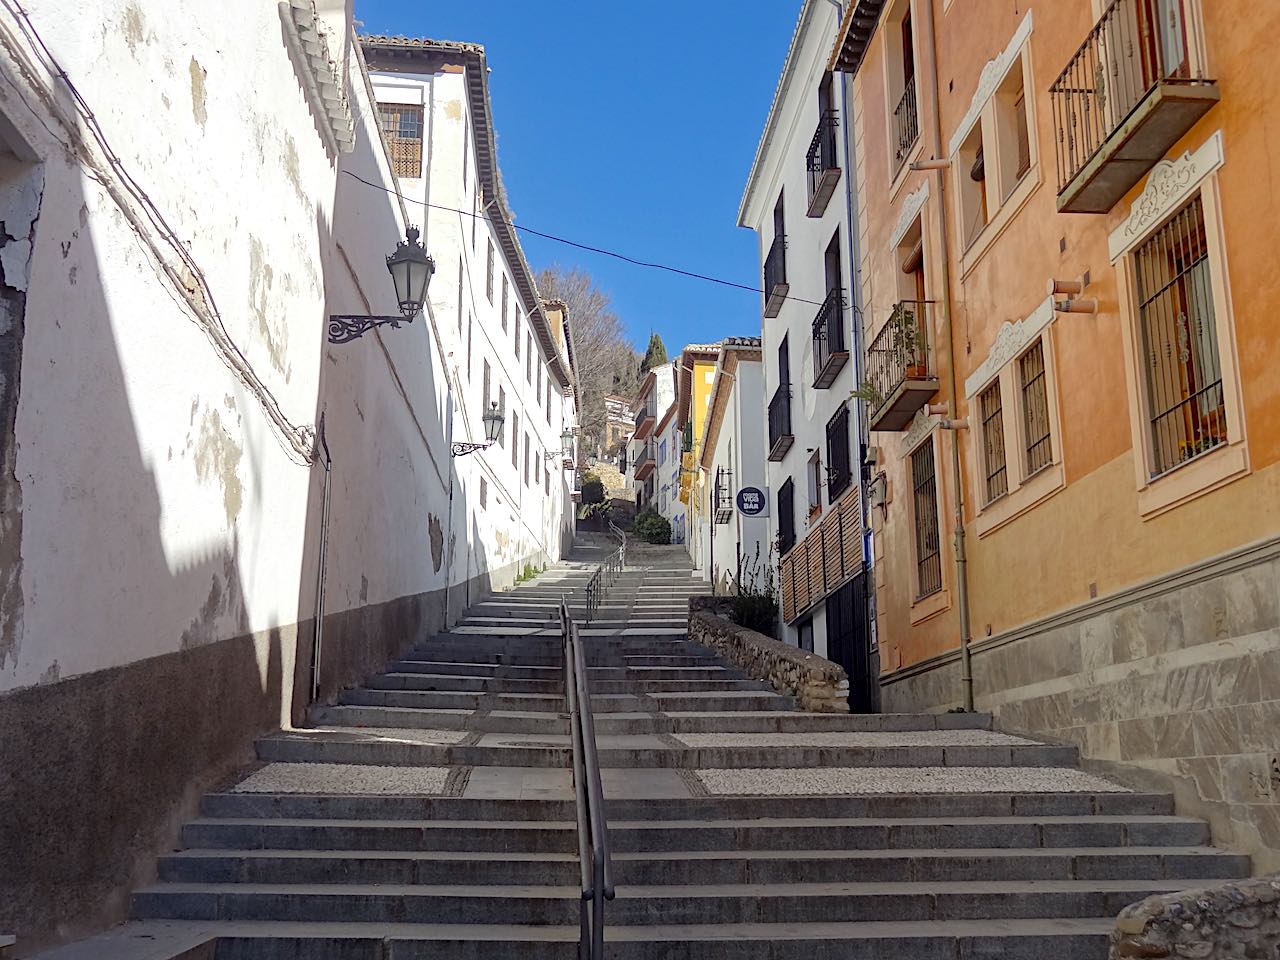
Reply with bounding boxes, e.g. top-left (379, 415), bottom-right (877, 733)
top-left (601, 393), bottom-right (633, 461)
